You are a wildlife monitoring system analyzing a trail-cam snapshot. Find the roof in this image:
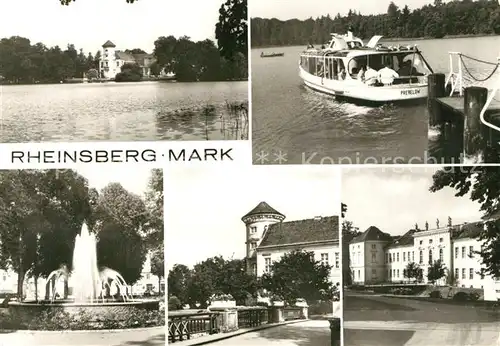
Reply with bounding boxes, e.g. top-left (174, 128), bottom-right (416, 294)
top-left (242, 202), bottom-right (284, 220)
top-left (351, 226), bottom-right (392, 244)
top-left (102, 40), bottom-right (116, 48)
top-left (452, 222), bottom-right (483, 240)
top-left (387, 229), bottom-right (416, 248)
top-left (115, 51), bottom-right (136, 62)
top-left (258, 216), bottom-right (338, 248)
